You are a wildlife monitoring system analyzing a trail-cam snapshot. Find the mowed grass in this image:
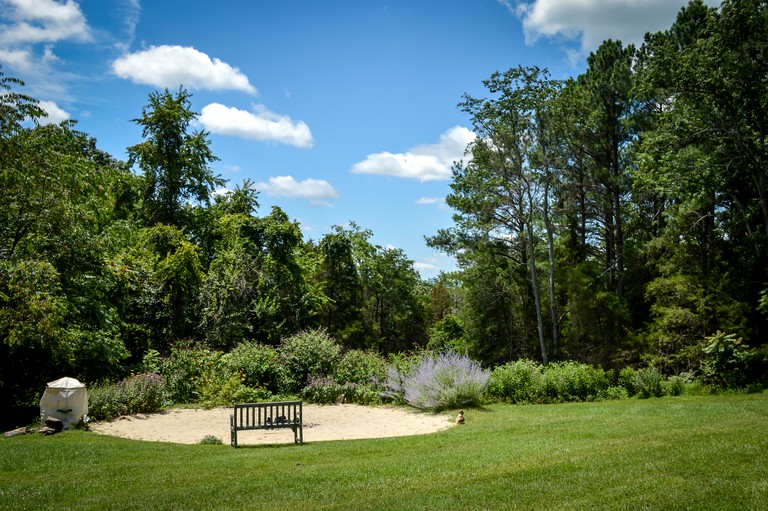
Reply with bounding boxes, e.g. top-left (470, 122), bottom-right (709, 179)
top-left (1, 392), bottom-right (766, 511)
